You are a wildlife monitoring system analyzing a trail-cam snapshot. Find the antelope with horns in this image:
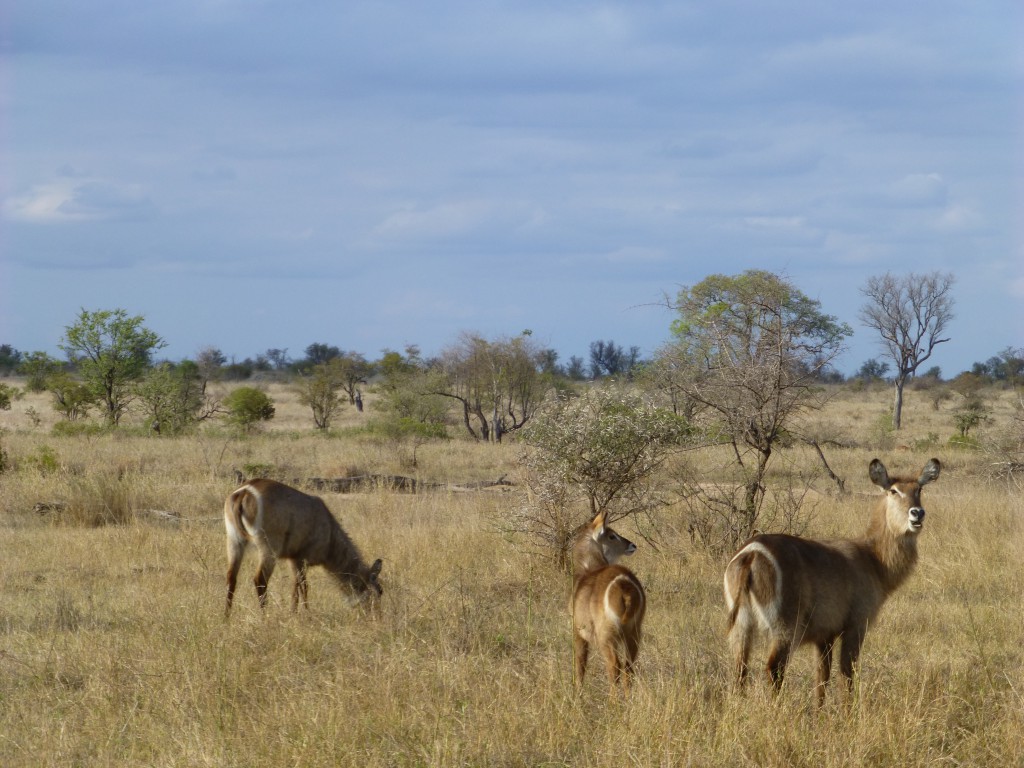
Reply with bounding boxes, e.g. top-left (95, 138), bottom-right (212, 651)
top-left (571, 510), bottom-right (647, 697)
top-left (224, 479), bottom-right (383, 616)
top-left (724, 458), bottom-right (940, 705)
